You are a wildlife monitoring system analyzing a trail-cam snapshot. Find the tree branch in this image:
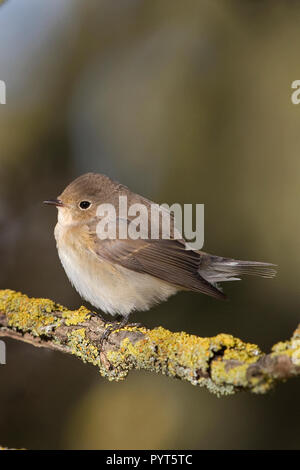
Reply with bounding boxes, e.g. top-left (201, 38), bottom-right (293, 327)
top-left (0, 289), bottom-right (299, 396)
